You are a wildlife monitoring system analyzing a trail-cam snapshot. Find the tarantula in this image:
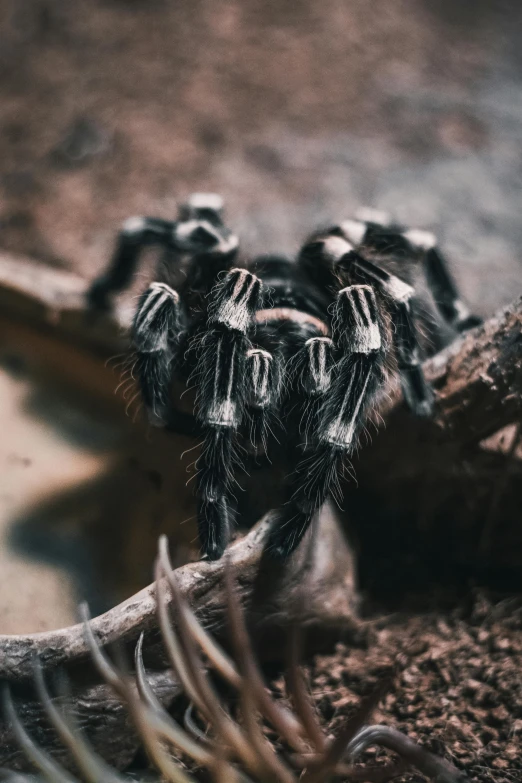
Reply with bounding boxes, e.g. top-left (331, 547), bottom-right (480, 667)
top-left (87, 195), bottom-right (479, 561)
